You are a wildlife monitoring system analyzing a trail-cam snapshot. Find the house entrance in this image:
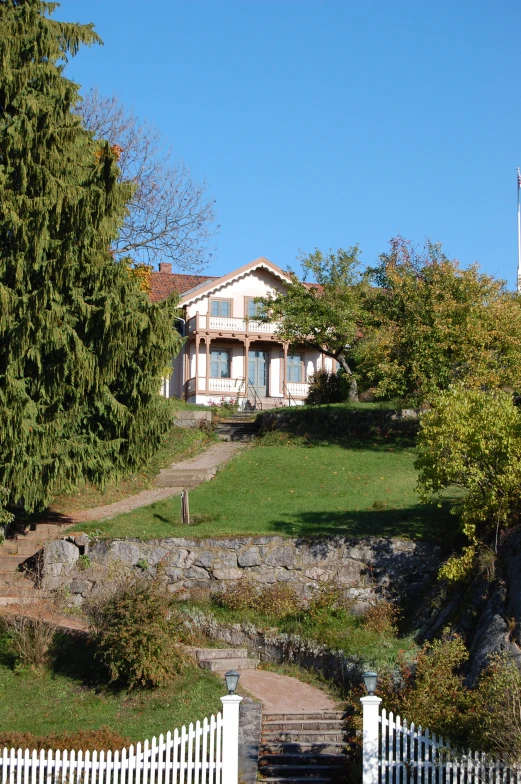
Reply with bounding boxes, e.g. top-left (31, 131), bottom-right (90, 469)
top-left (248, 350), bottom-right (268, 397)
